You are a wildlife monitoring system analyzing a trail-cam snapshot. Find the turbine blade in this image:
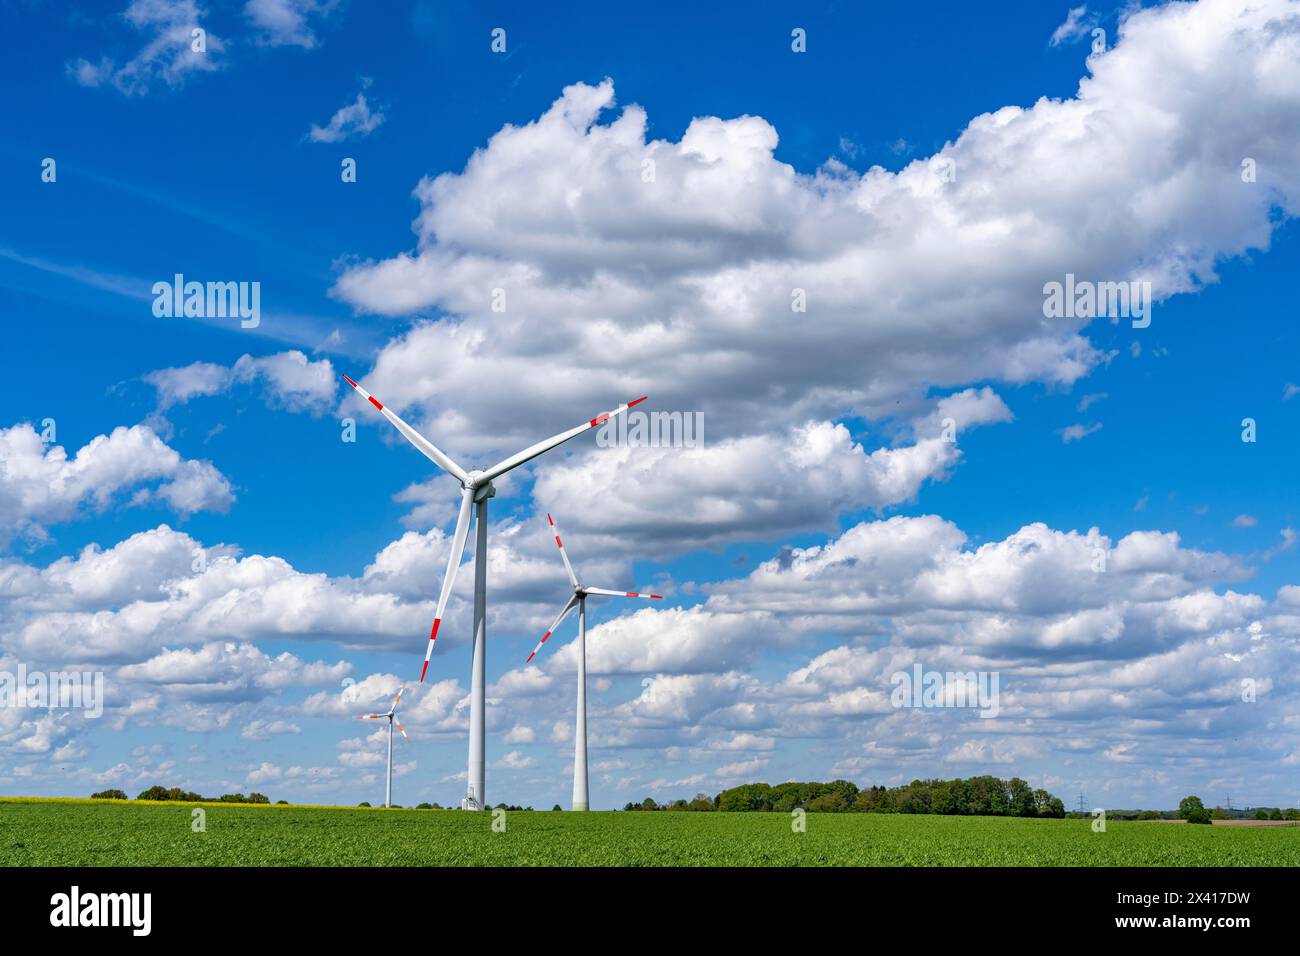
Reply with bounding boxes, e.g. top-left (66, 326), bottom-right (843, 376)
top-left (547, 513), bottom-right (580, 588)
top-left (359, 714), bottom-right (383, 720)
top-left (479, 396), bottom-right (647, 483)
top-left (343, 374), bottom-right (468, 484)
top-left (584, 586), bottom-right (664, 600)
top-left (391, 685), bottom-right (406, 711)
top-left (525, 594), bottom-right (579, 663)
top-left (396, 721), bottom-right (408, 740)
top-left (421, 487), bottom-right (475, 683)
